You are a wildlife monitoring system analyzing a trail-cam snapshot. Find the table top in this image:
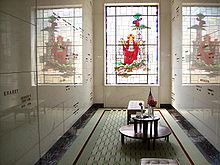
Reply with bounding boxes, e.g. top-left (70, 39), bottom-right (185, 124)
top-left (133, 115), bottom-right (160, 121)
top-left (119, 124), bottom-right (171, 139)
top-left (127, 100), bottom-right (145, 110)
